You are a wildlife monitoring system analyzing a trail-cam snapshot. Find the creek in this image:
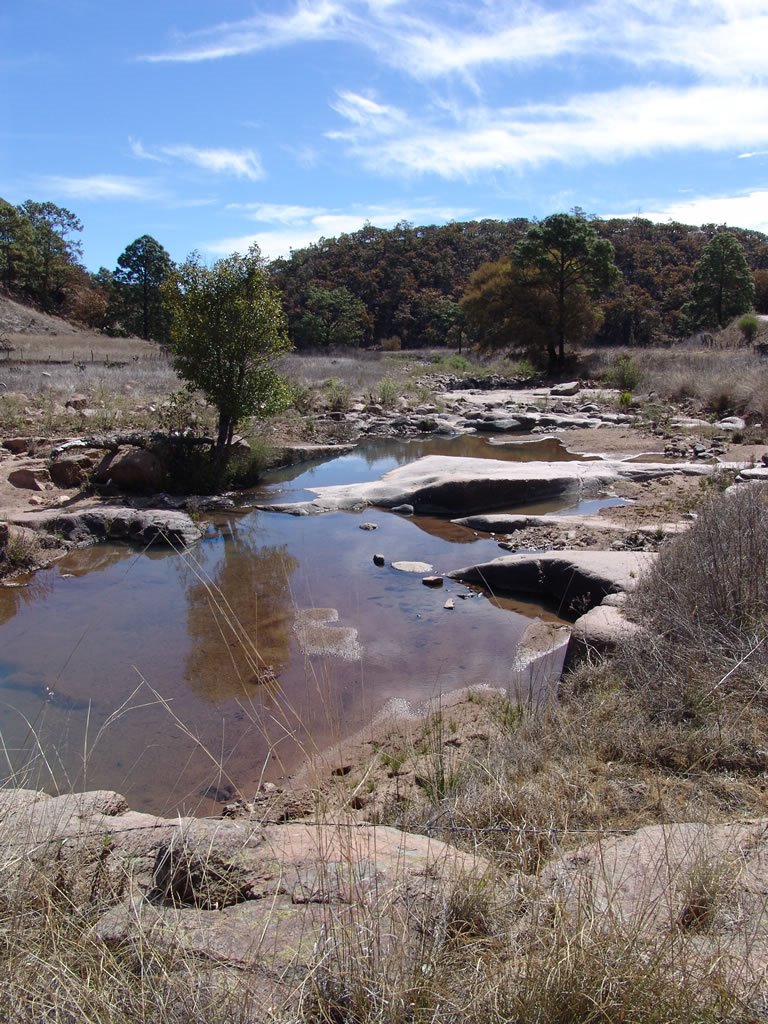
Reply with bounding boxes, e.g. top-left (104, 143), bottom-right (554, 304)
top-left (0, 435), bottom-right (615, 814)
